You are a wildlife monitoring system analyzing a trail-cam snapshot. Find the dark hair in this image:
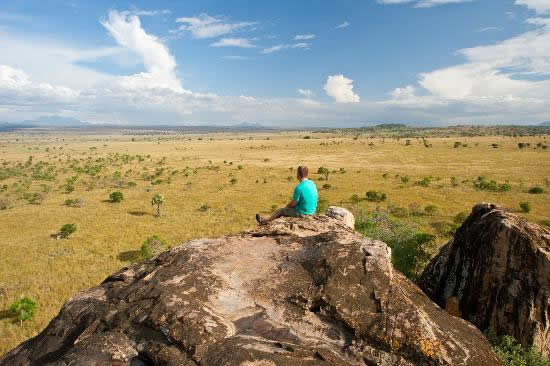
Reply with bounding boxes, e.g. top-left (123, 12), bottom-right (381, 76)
top-left (297, 165), bottom-right (308, 178)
